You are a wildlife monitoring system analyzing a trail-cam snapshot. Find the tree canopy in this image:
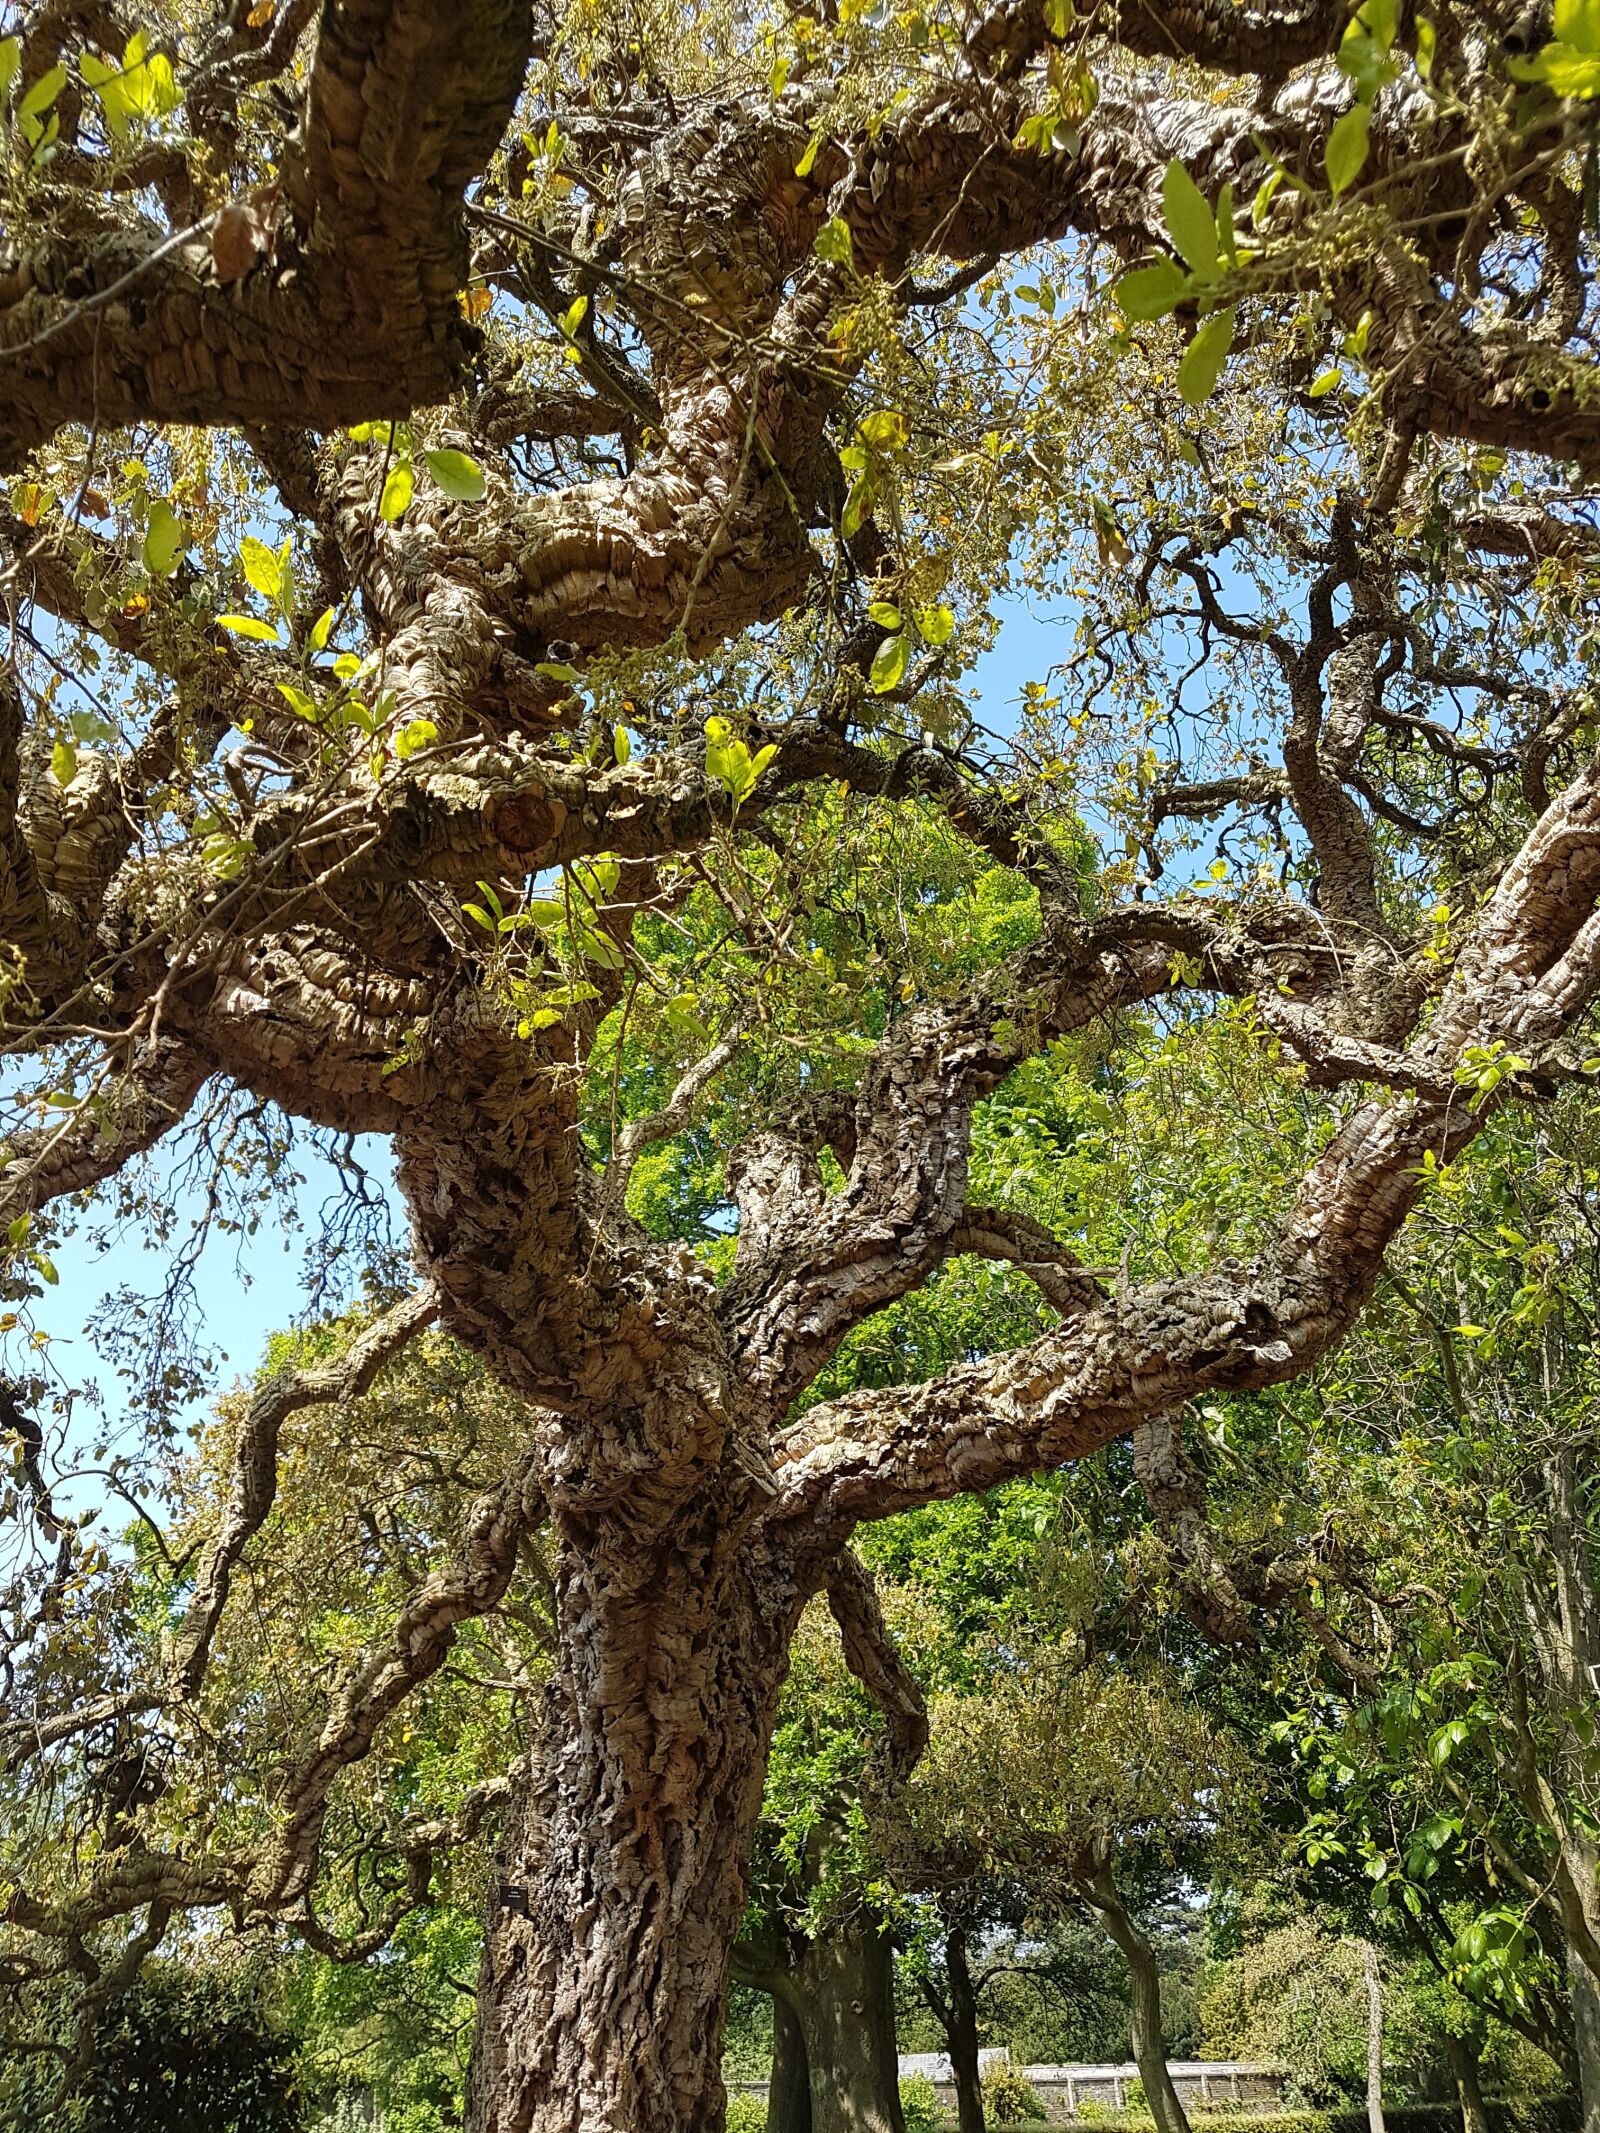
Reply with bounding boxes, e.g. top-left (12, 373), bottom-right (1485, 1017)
top-left (8, 0), bottom-right (1600, 2127)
